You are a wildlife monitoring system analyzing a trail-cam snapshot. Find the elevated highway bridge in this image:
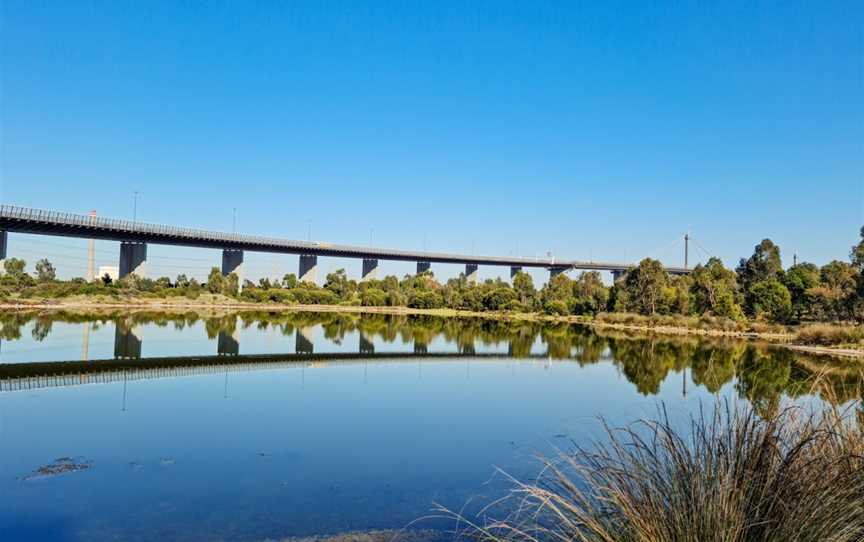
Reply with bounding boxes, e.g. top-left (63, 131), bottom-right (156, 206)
top-left (0, 205), bottom-right (690, 283)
